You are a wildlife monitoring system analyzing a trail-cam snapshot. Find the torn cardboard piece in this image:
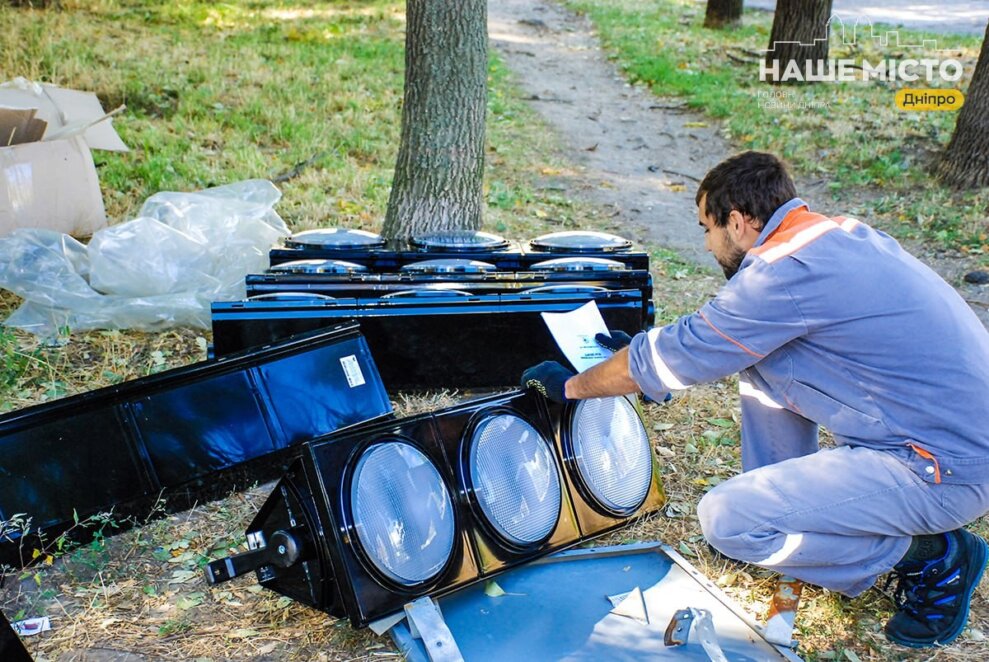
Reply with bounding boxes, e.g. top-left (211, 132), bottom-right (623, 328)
top-left (0, 78), bottom-right (128, 152)
top-left (0, 78), bottom-right (128, 238)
